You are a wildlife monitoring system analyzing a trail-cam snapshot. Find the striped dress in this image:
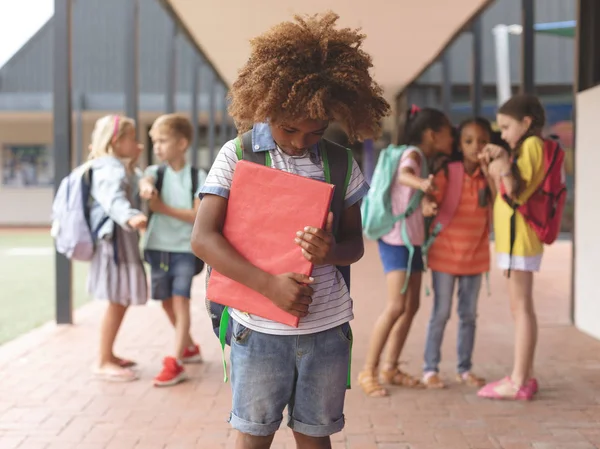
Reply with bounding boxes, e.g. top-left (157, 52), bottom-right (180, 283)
top-left (87, 157), bottom-right (148, 306)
